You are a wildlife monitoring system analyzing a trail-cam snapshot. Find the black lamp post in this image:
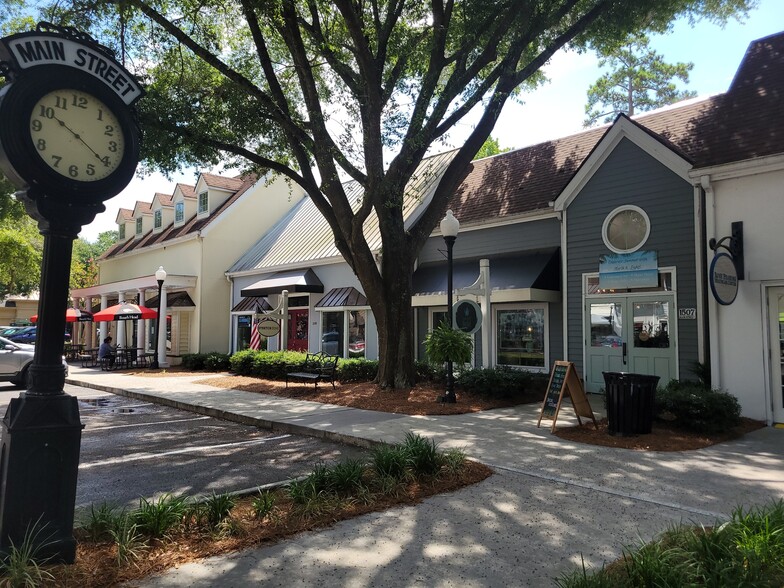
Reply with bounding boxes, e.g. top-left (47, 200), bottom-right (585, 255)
top-left (151, 266), bottom-right (166, 369)
top-left (440, 210), bottom-right (460, 403)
